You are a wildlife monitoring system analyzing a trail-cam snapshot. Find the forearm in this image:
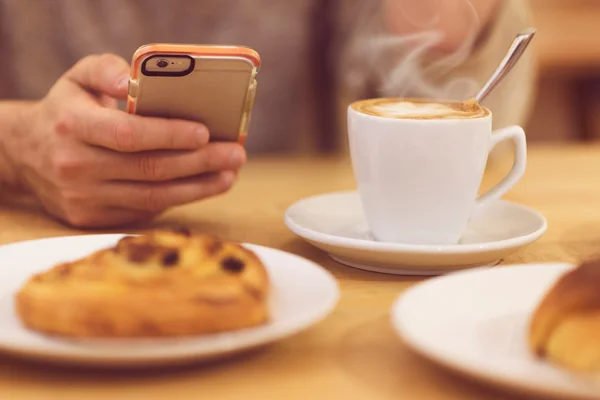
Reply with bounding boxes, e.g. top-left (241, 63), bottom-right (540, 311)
top-left (0, 101), bottom-right (35, 189)
top-left (382, 0), bottom-right (501, 52)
